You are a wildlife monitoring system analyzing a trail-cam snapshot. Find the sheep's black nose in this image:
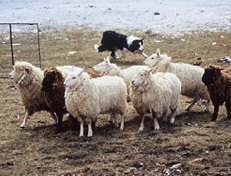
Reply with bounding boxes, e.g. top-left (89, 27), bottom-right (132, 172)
top-left (9, 75), bottom-right (13, 79)
top-left (131, 80), bottom-right (135, 85)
